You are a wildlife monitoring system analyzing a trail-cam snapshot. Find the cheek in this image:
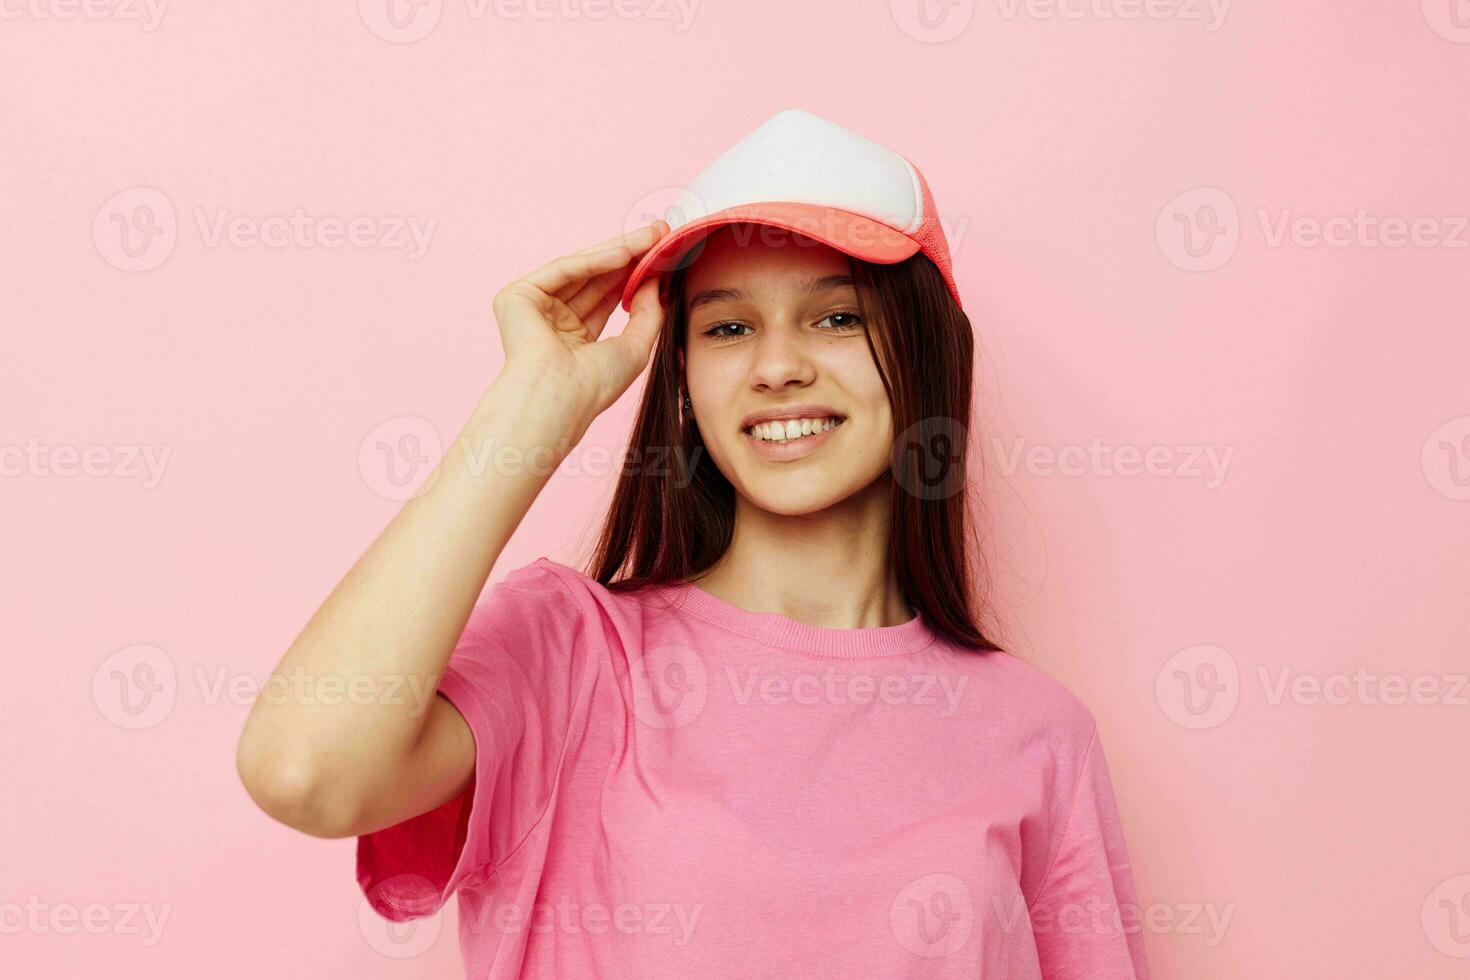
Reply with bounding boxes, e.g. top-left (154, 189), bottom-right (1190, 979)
top-left (683, 358), bottom-right (742, 458)
top-left (835, 349), bottom-right (893, 429)
top-left (682, 348), bottom-right (731, 404)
